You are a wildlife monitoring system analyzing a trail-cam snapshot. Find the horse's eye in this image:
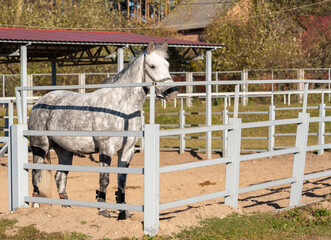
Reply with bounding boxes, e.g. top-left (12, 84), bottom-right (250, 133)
top-left (150, 65), bottom-right (156, 69)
